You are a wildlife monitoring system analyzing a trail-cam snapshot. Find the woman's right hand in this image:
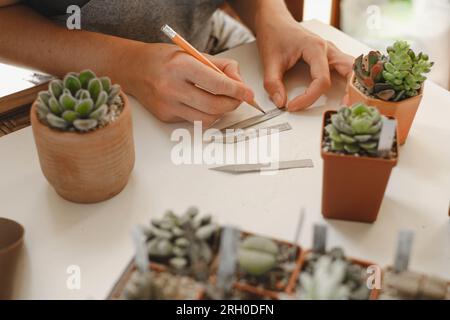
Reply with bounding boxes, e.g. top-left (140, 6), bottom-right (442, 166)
top-left (117, 43), bottom-right (255, 127)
